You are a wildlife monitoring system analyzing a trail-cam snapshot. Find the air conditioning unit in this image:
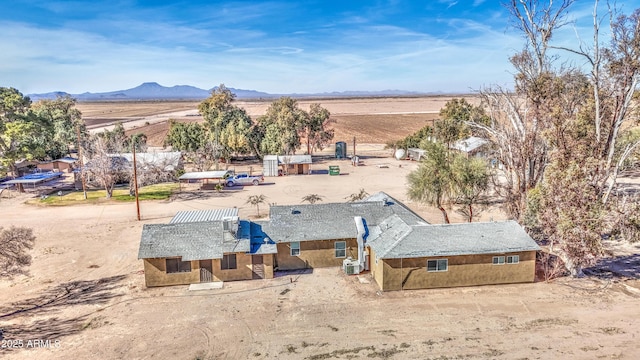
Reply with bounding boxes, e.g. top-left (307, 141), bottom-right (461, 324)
top-left (343, 258), bottom-right (360, 275)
